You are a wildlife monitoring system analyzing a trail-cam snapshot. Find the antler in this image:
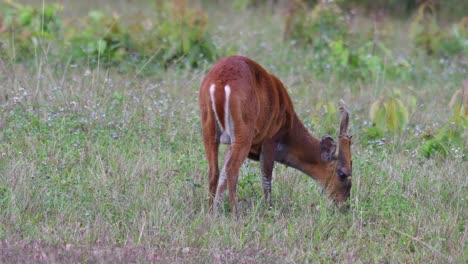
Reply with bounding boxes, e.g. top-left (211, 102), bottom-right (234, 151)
top-left (339, 107), bottom-right (349, 136)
